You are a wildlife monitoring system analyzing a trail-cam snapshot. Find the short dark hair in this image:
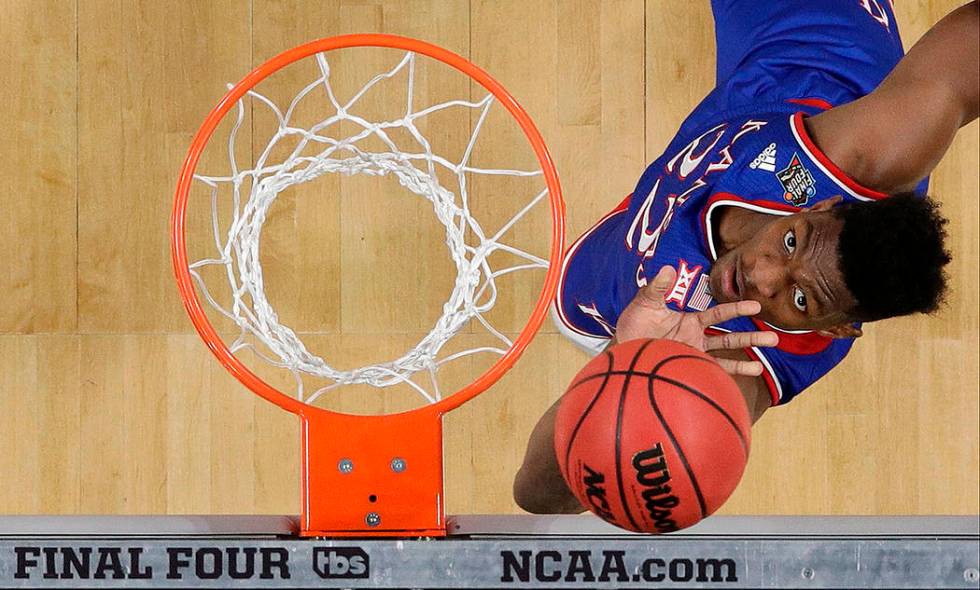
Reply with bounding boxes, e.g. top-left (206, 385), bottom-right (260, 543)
top-left (834, 193), bottom-right (951, 322)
